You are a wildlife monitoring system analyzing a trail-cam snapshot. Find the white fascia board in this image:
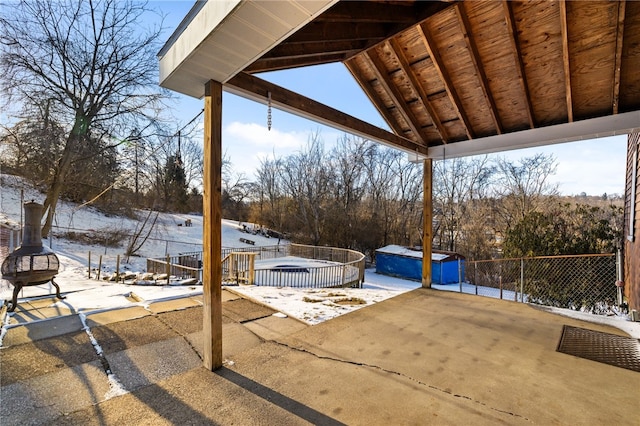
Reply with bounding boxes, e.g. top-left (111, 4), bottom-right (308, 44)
top-left (159, 0), bottom-right (337, 99)
top-left (159, 0), bottom-right (242, 87)
top-left (421, 110), bottom-right (640, 161)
